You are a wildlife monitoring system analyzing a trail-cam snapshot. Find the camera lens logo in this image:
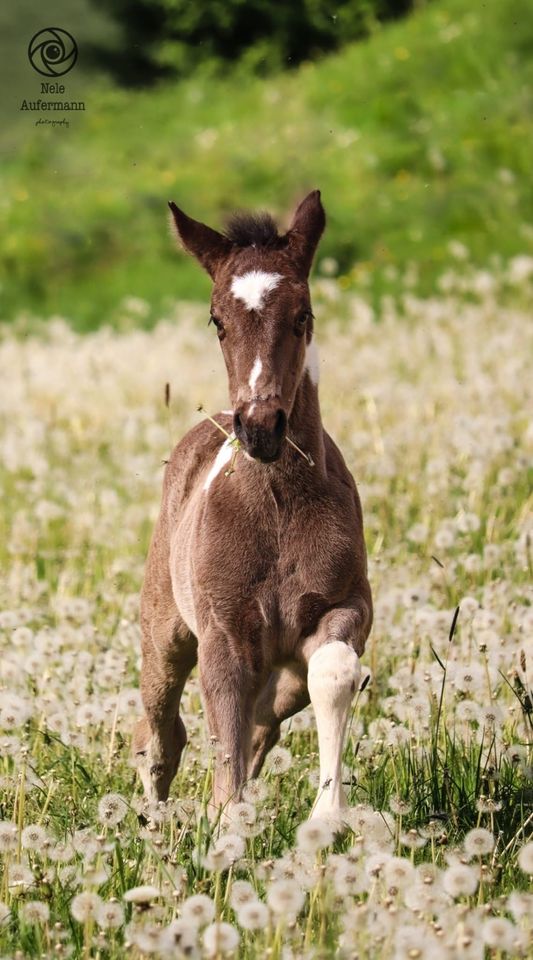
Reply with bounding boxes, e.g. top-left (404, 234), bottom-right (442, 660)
top-left (28, 28), bottom-right (78, 77)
